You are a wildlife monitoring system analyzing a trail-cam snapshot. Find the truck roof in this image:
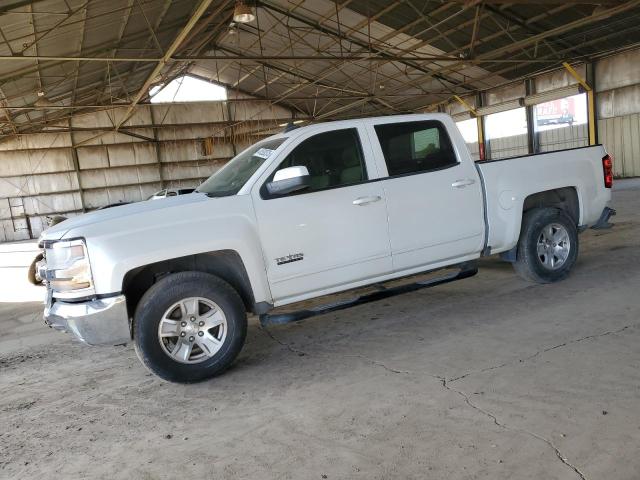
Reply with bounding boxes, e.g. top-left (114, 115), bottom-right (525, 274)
top-left (269, 112), bottom-right (452, 142)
